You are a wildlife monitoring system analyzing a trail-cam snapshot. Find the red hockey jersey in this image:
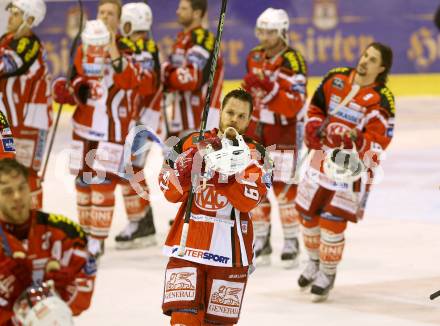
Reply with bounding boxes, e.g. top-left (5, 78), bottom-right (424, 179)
top-left (245, 46), bottom-right (307, 127)
top-left (163, 26), bottom-right (223, 134)
top-left (0, 111), bottom-right (15, 159)
top-left (159, 130), bottom-right (270, 268)
top-left (0, 211), bottom-right (96, 324)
